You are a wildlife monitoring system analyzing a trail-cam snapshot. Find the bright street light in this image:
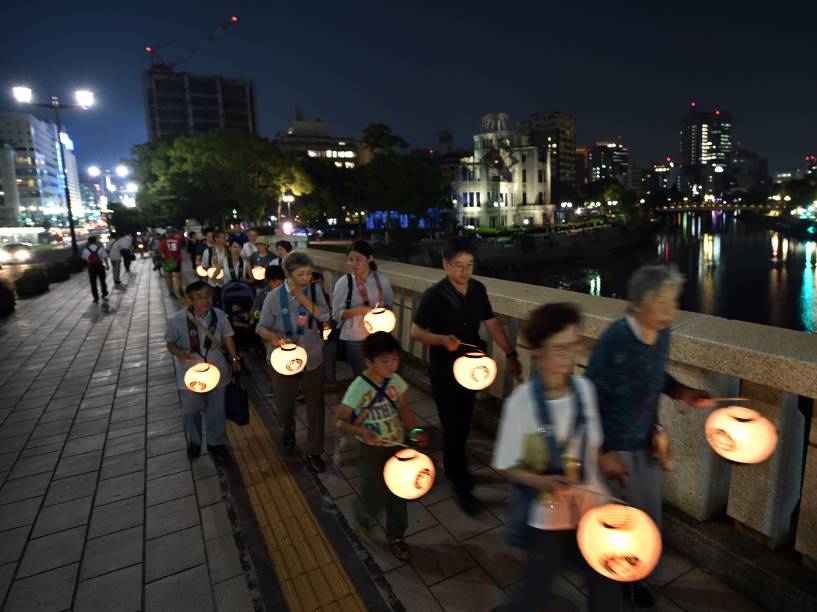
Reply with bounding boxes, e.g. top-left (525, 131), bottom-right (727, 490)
top-left (87, 166), bottom-right (101, 177)
top-left (75, 90), bottom-right (95, 108)
top-left (126, 182), bottom-right (138, 193)
top-left (12, 86), bottom-right (32, 103)
top-left (115, 165), bottom-right (129, 178)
